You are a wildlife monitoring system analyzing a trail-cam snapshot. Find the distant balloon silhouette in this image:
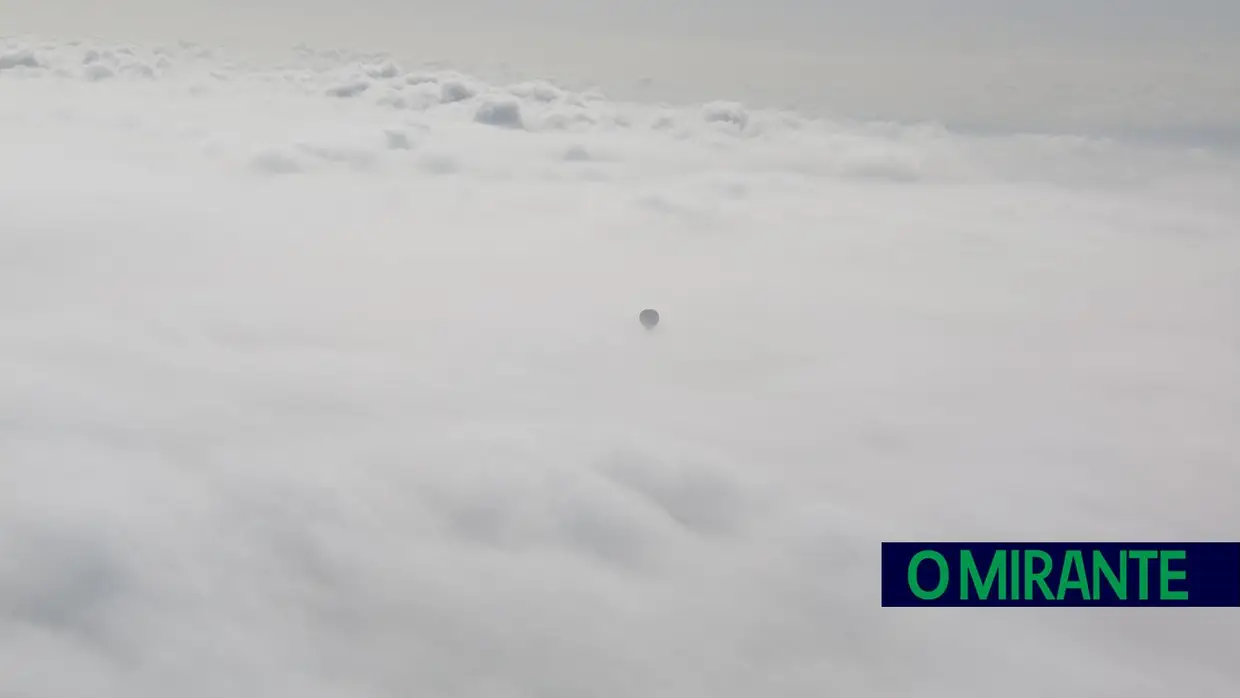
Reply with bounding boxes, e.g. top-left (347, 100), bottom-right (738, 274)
top-left (639, 308), bottom-right (660, 329)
